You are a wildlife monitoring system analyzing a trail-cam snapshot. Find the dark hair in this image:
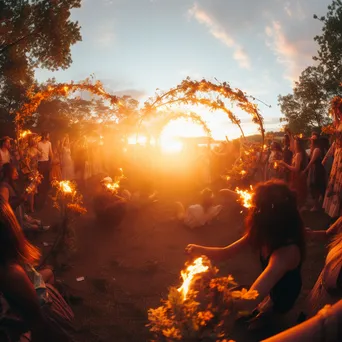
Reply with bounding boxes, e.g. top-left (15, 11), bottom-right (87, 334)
top-left (284, 134), bottom-right (290, 146)
top-left (200, 188), bottom-right (214, 210)
top-left (1, 163), bottom-right (15, 186)
top-left (272, 141), bottom-right (282, 152)
top-left (0, 138), bottom-right (9, 148)
top-left (41, 131), bottom-right (49, 140)
top-left (0, 198), bottom-right (40, 266)
top-left (246, 180), bottom-right (305, 257)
